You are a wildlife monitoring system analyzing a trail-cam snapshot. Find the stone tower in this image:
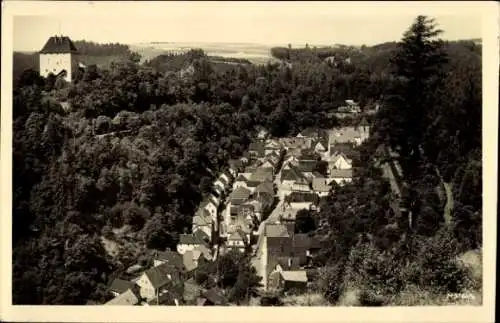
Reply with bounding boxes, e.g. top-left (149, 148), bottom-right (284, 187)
top-left (39, 35), bottom-right (79, 82)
